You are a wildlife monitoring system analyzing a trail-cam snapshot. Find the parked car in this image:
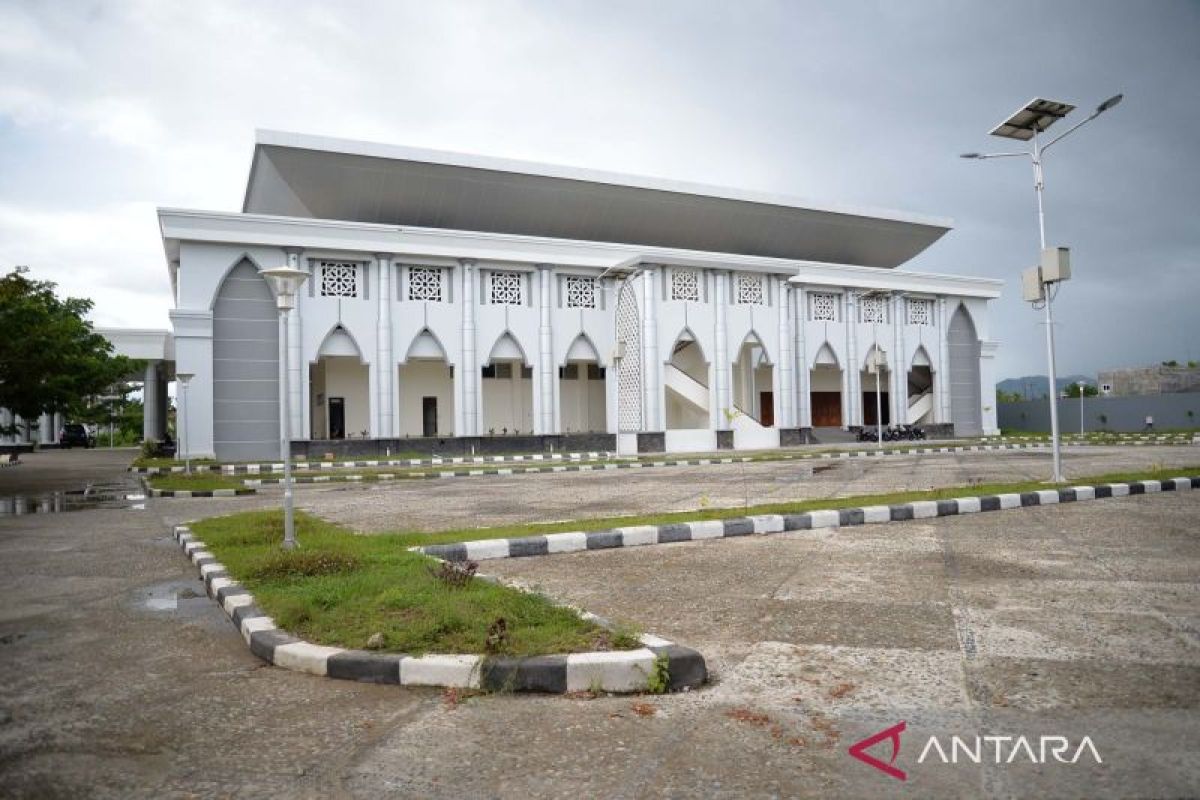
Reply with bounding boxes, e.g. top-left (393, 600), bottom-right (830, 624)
top-left (59, 424), bottom-right (95, 449)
